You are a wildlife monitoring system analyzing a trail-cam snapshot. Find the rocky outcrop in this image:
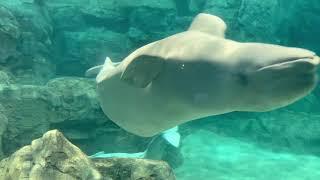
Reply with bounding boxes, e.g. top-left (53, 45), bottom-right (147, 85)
top-left (0, 130), bottom-right (101, 179)
top-left (1, 0), bottom-right (319, 80)
top-left (0, 71), bottom-right (12, 85)
top-left (0, 1), bottom-right (54, 84)
top-left (55, 29), bottom-right (130, 75)
top-left (94, 158), bottom-right (175, 180)
top-left (0, 0), bottom-right (320, 169)
top-left (0, 77), bottom-right (150, 157)
top-left (0, 76), bottom-right (182, 168)
top-left (46, 0), bottom-right (179, 76)
top-left (0, 129), bottom-right (175, 180)
top-left (0, 109), bottom-right (8, 159)
top-left (0, 6), bottom-right (20, 63)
